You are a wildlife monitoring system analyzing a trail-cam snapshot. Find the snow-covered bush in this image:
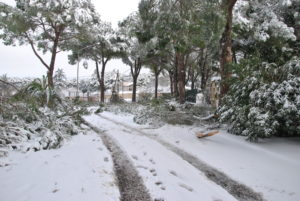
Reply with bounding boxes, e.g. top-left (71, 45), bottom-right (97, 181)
top-left (104, 99), bottom-right (214, 127)
top-left (0, 80), bottom-right (85, 157)
top-left (219, 57), bottom-right (300, 141)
